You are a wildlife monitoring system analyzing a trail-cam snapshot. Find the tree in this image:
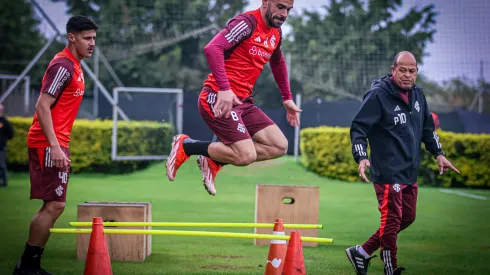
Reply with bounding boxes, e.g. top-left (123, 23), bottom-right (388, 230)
top-left (0, 0), bottom-right (70, 93)
top-left (421, 76), bottom-right (490, 114)
top-left (0, 0), bottom-right (46, 76)
top-left (283, 0), bottom-right (438, 101)
top-left (52, 0), bottom-right (248, 92)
